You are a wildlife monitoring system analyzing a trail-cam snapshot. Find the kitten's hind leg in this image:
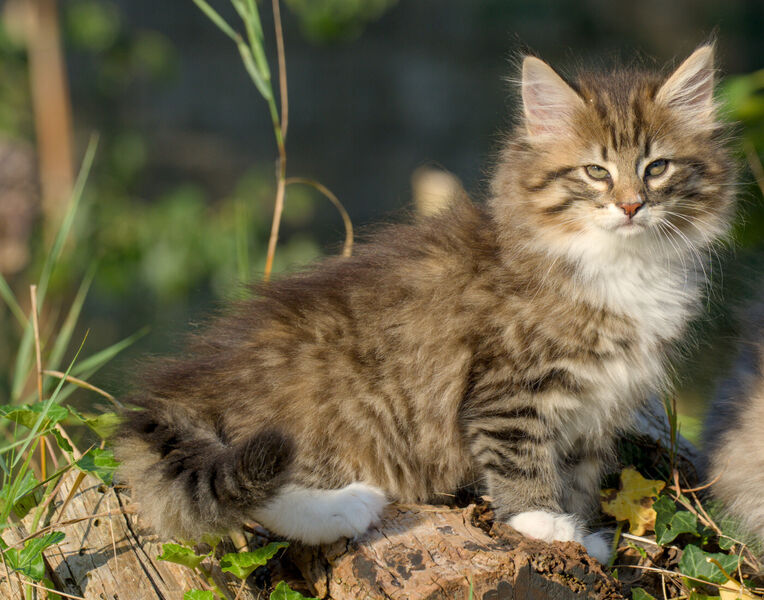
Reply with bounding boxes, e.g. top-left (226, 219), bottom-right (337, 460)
top-left (252, 482), bottom-right (387, 545)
